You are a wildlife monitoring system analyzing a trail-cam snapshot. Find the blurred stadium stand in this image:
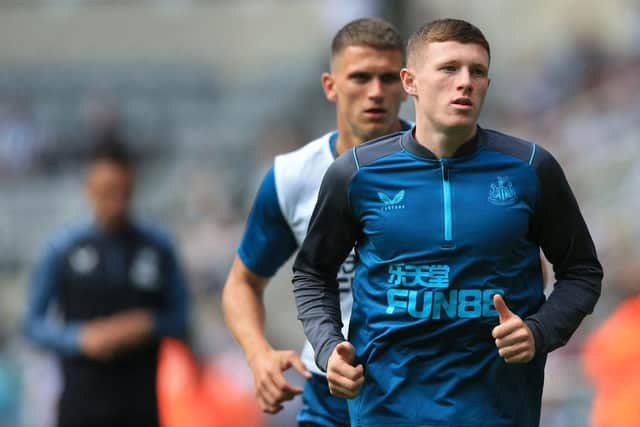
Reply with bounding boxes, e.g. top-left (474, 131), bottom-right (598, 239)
top-left (0, 1), bottom-right (638, 426)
